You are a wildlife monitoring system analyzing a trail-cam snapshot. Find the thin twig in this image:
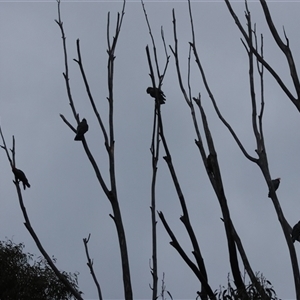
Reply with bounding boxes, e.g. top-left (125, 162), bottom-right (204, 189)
top-left (0, 126), bottom-right (12, 165)
top-left (83, 234), bottom-right (103, 300)
top-left (55, 0), bottom-right (78, 122)
top-left (244, 5), bottom-right (261, 157)
top-left (59, 114), bottom-right (76, 133)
